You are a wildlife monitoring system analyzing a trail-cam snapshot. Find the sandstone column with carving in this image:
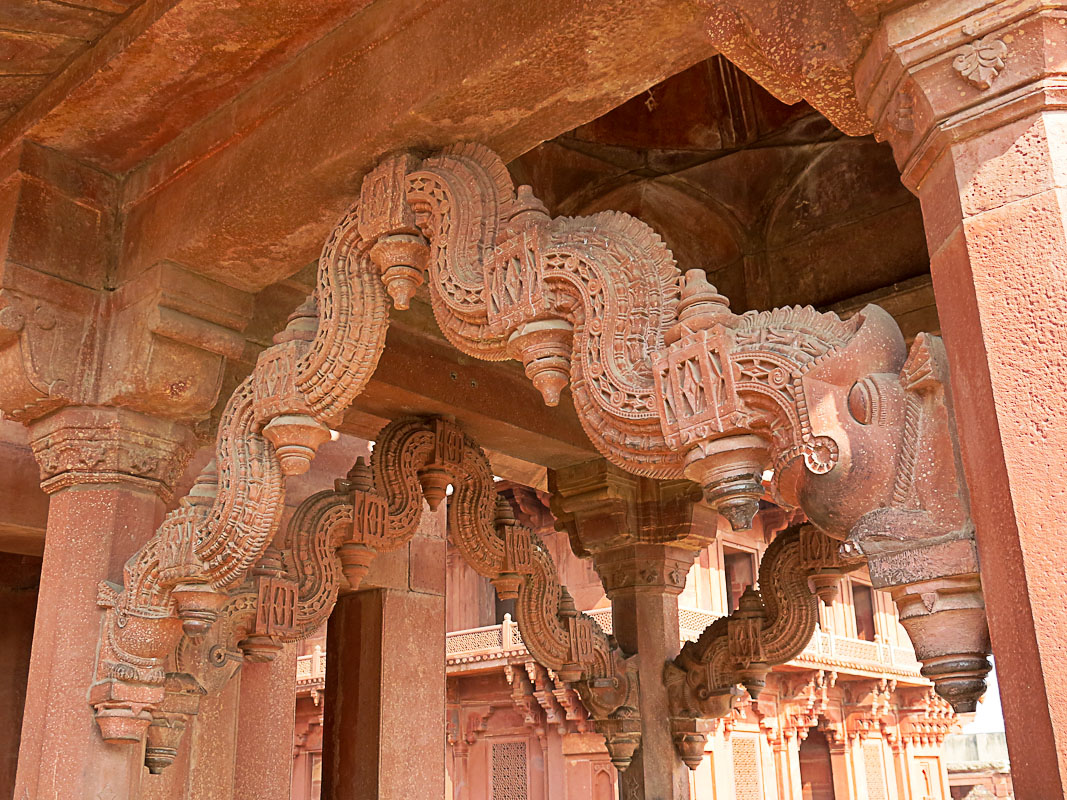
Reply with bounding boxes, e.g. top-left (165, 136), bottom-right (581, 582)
top-left (15, 407), bottom-right (196, 799)
top-left (0, 256), bottom-right (255, 798)
top-left (856, 3), bottom-right (1067, 794)
top-left (551, 460), bottom-right (715, 800)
